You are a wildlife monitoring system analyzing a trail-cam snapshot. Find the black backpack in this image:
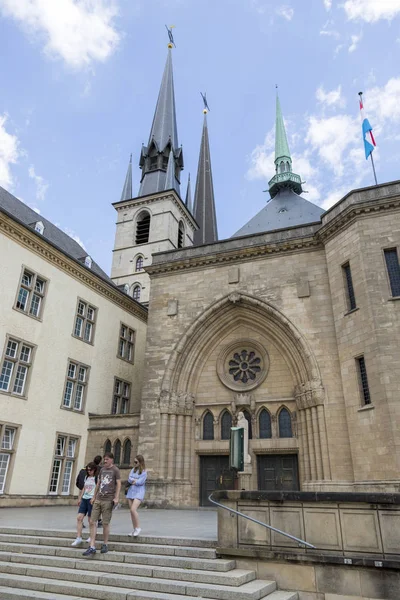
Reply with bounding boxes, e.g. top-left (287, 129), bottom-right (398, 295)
top-left (76, 468), bottom-right (86, 491)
